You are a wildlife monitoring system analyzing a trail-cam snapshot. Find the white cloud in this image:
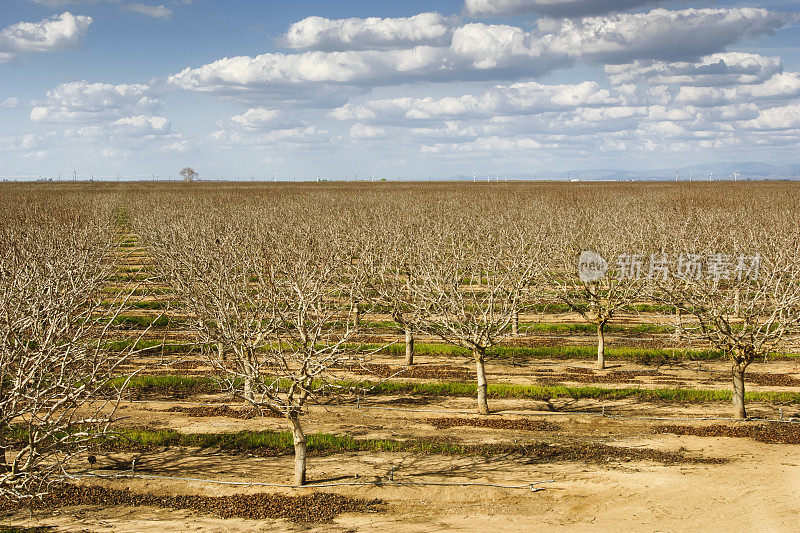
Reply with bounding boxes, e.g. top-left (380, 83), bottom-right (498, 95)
top-left (534, 8), bottom-right (792, 64)
top-left (674, 72), bottom-right (800, 106)
top-left (1, 97), bottom-right (21, 108)
top-left (422, 136), bottom-right (543, 154)
top-left (212, 126), bottom-right (330, 146)
top-left (162, 140), bottom-right (191, 153)
top-left (30, 81), bottom-right (160, 123)
top-left (169, 47), bottom-right (450, 91)
top-left (606, 53), bottom-right (784, 87)
top-left (349, 123), bottom-right (387, 139)
top-left (0, 134), bottom-right (41, 151)
top-left (111, 115), bottom-right (173, 136)
top-left (410, 121), bottom-right (480, 140)
top-left (739, 104), bottom-right (800, 131)
top-left (170, 8), bottom-right (793, 98)
top-left (331, 81), bottom-right (620, 122)
top-left (123, 3), bottom-right (173, 20)
top-left (284, 13), bottom-right (457, 51)
top-left (21, 150), bottom-right (47, 160)
top-left (229, 107), bottom-right (283, 129)
top-left (0, 12), bottom-right (92, 61)
top-left (464, 0), bottom-right (667, 18)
